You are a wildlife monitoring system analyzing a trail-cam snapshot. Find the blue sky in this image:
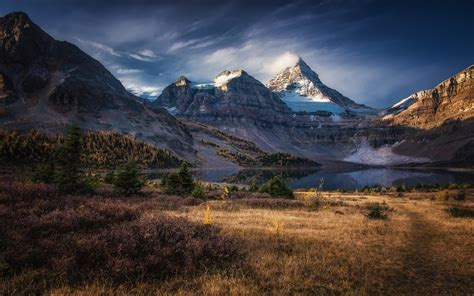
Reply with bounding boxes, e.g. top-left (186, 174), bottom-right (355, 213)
top-left (1, 0), bottom-right (473, 107)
